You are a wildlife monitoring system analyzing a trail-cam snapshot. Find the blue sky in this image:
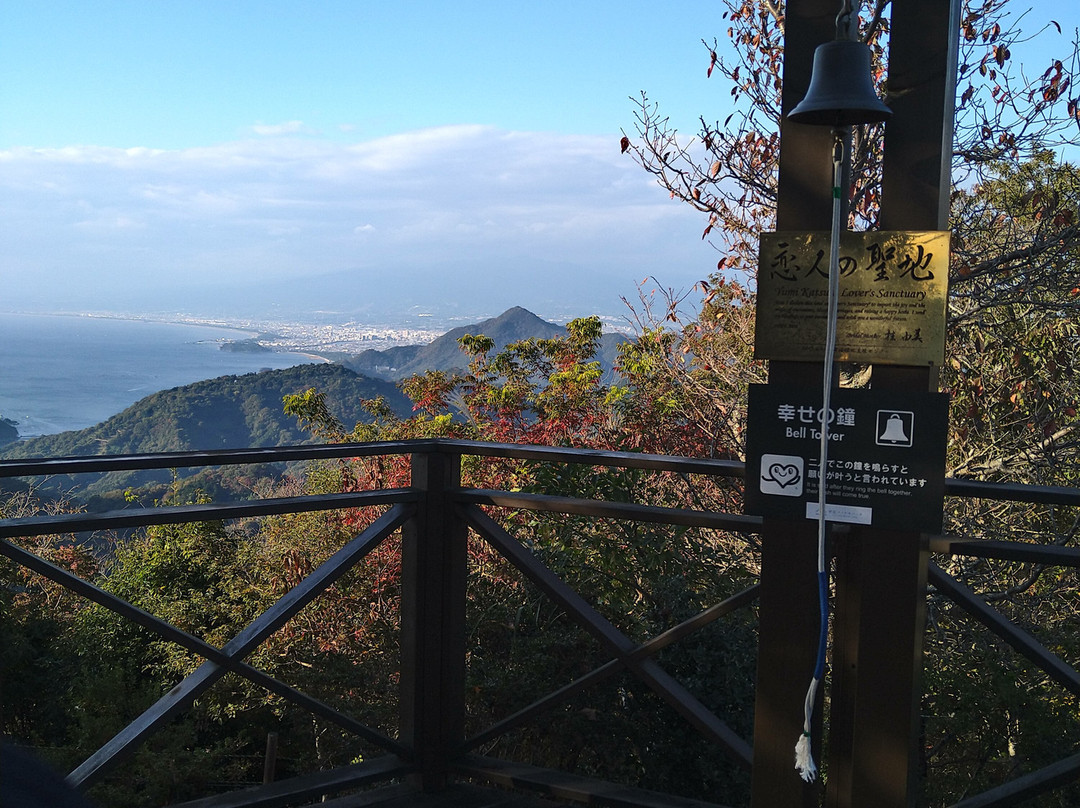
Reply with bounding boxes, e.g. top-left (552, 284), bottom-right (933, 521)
top-left (0, 1), bottom-right (1076, 322)
top-left (0, 1), bottom-right (716, 149)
